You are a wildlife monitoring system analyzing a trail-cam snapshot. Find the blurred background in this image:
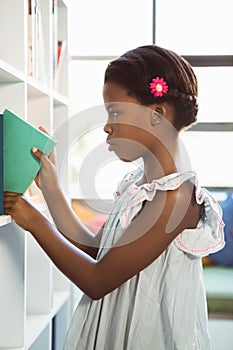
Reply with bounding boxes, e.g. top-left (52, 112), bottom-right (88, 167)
top-left (68, 0), bottom-right (233, 198)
